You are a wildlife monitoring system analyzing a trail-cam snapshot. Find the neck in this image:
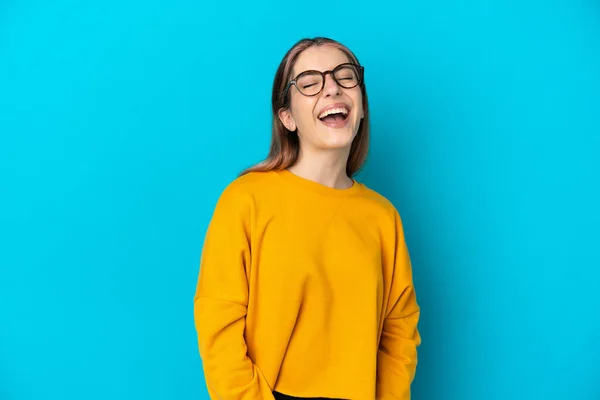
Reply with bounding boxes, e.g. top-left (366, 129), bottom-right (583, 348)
top-left (287, 146), bottom-right (353, 189)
